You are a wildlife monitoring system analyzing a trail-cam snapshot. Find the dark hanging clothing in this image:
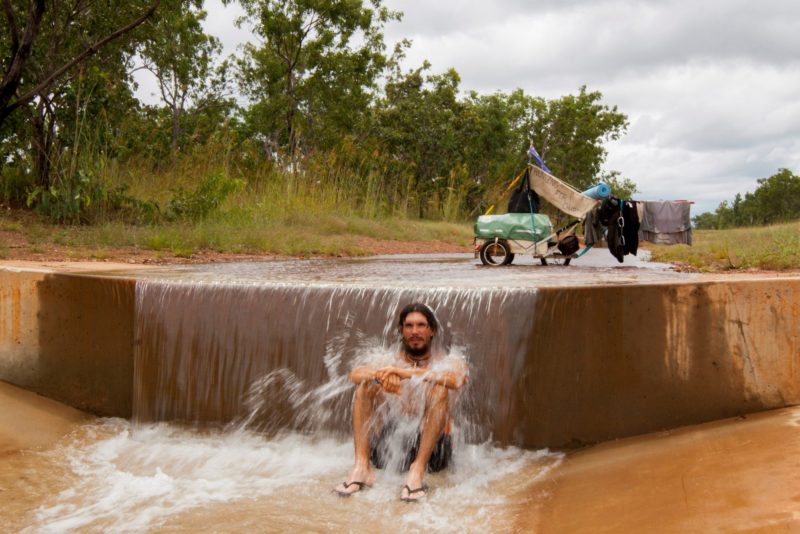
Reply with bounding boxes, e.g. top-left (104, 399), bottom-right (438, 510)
top-left (599, 197), bottom-right (633, 263)
top-left (600, 198), bottom-right (624, 263)
top-left (583, 205), bottom-right (605, 246)
top-left (507, 169), bottom-right (540, 214)
top-left (606, 212), bottom-right (625, 262)
top-left (598, 197), bottom-right (620, 226)
top-left (622, 200), bottom-right (640, 256)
